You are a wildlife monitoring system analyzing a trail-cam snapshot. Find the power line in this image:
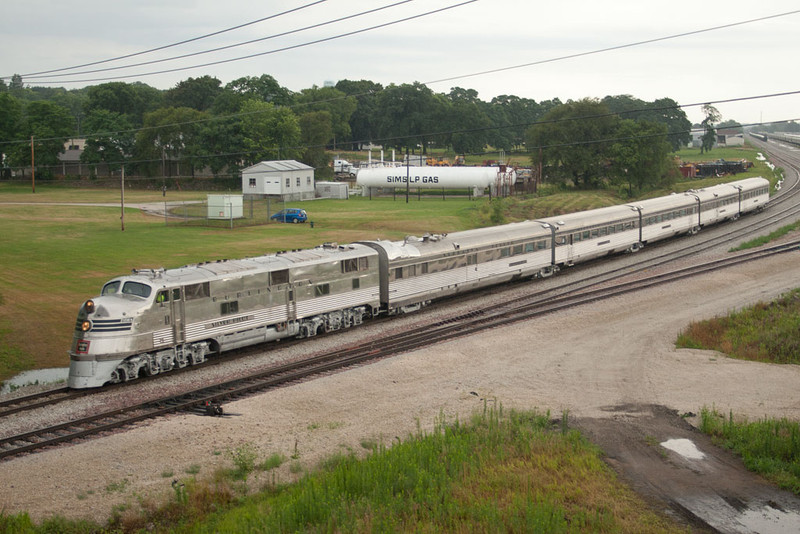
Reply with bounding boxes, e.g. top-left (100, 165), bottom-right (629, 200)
top-left (423, 9), bottom-right (800, 87)
top-left (4, 0), bottom-right (329, 79)
top-left (20, 0), bottom-right (417, 81)
top-left (22, 1), bottom-right (478, 85)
